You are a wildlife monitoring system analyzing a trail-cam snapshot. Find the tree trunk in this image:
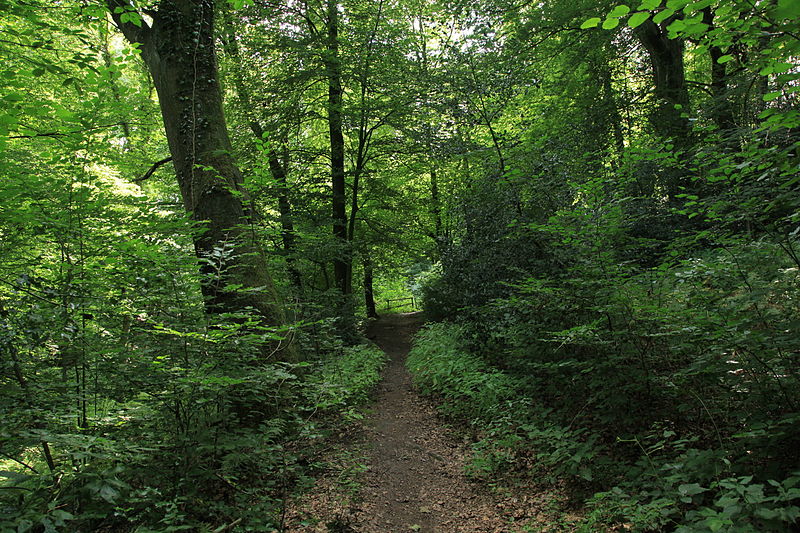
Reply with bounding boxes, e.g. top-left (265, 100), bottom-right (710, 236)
top-left (636, 19), bottom-right (692, 199)
top-left (345, 0), bottom-right (384, 294)
top-left (268, 151), bottom-right (303, 291)
top-left (430, 165), bottom-right (444, 257)
top-left (109, 0), bottom-right (286, 329)
top-left (601, 68), bottom-right (626, 157)
top-left (326, 0), bottom-right (350, 297)
top-left (363, 255), bottom-right (378, 319)
top-left (220, 16), bottom-right (303, 291)
top-left (708, 47), bottom-right (736, 133)
top-left (703, 9), bottom-right (735, 133)
top-left (346, 152), bottom-right (364, 294)
top-left (636, 20), bottom-right (691, 141)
